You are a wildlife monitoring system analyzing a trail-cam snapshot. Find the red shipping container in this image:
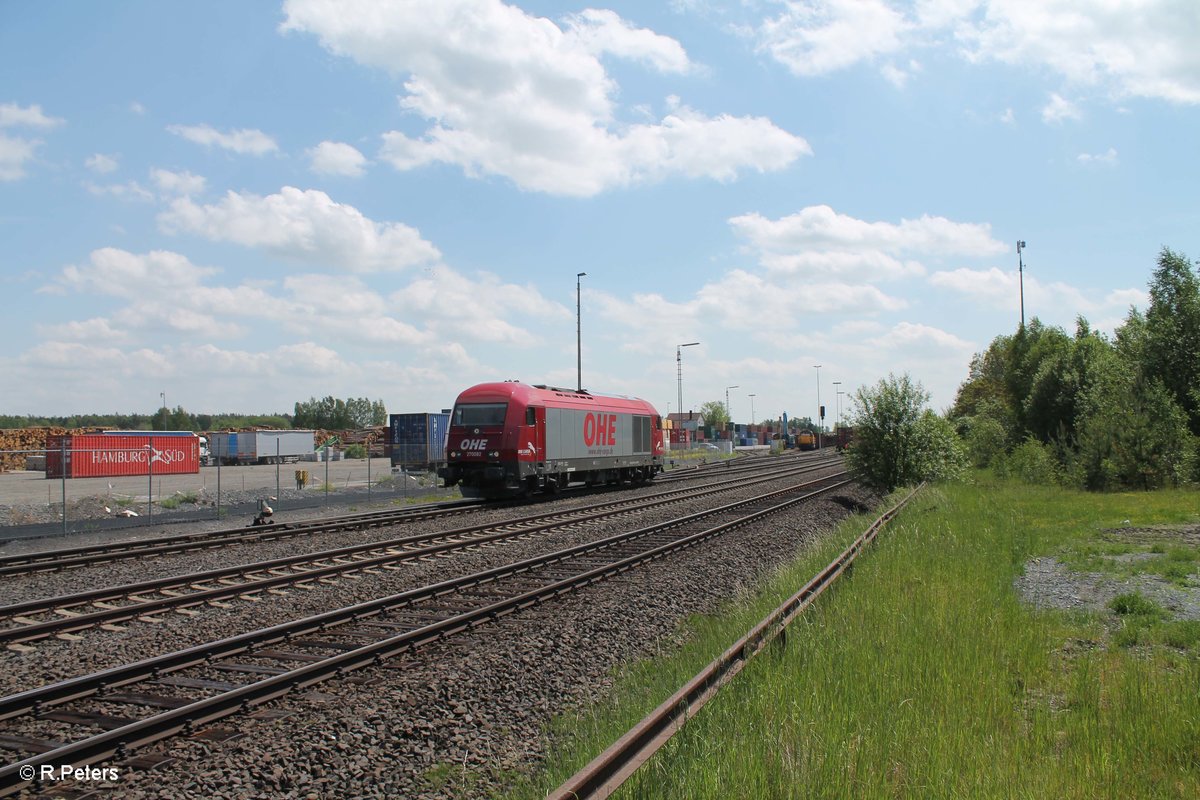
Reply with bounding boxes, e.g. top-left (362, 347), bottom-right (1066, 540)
top-left (46, 434), bottom-right (200, 479)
